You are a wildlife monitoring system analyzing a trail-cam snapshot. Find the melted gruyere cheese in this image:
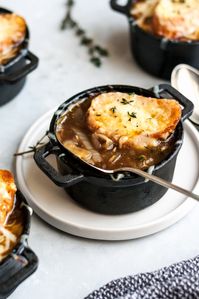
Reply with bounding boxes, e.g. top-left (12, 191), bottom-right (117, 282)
top-left (87, 92), bottom-right (181, 150)
top-left (0, 170), bottom-right (16, 225)
top-left (0, 170), bottom-right (24, 262)
top-left (0, 13), bottom-right (26, 64)
top-left (131, 0), bottom-right (199, 40)
top-left (131, 0), bottom-right (159, 32)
